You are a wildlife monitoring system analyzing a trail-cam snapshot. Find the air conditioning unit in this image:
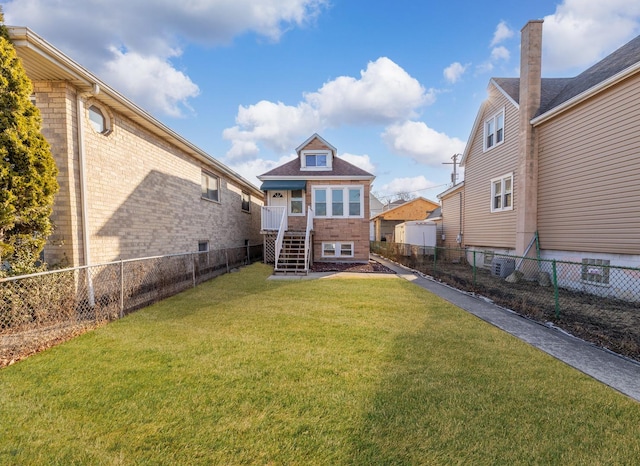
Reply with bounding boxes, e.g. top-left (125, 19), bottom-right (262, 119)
top-left (491, 257), bottom-right (515, 278)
